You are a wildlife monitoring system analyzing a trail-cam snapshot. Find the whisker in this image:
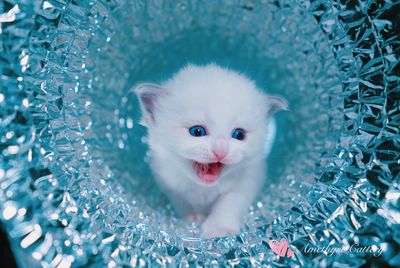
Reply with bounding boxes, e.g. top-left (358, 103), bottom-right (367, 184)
top-left (222, 161), bottom-right (247, 177)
